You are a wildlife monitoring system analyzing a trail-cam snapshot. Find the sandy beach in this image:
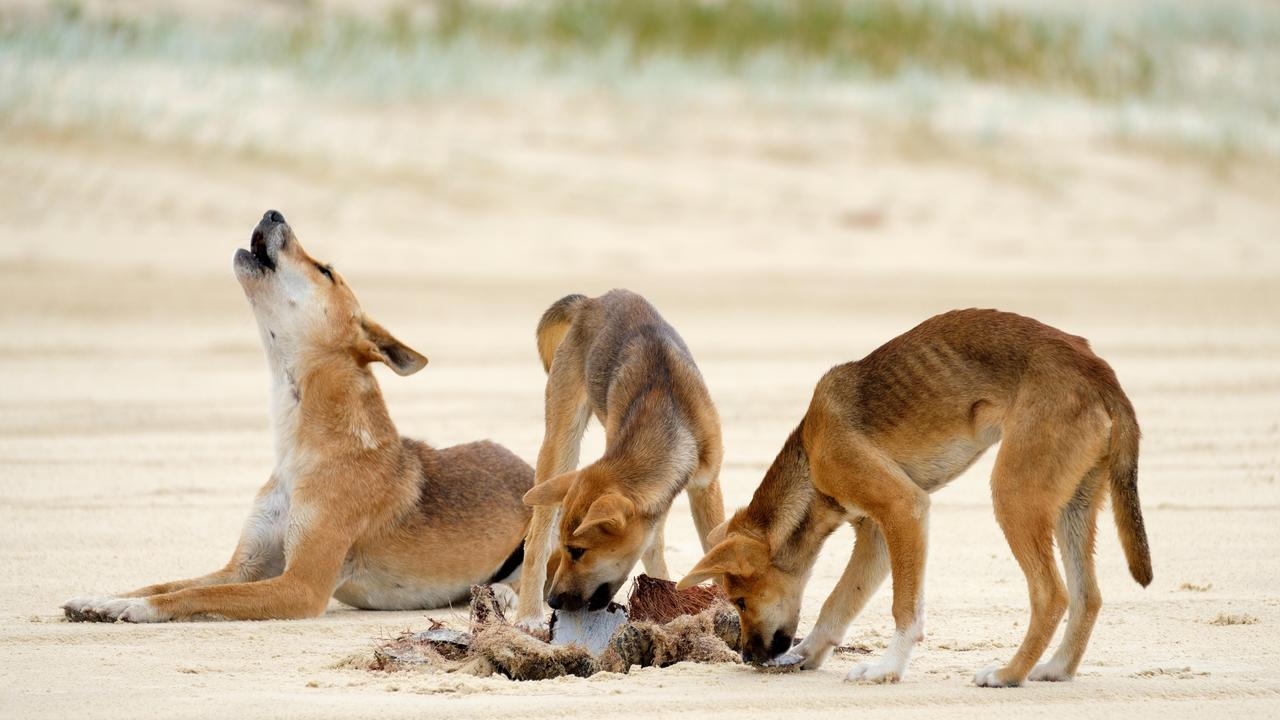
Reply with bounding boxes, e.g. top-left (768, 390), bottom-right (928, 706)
top-left (2, 2), bottom-right (1280, 717)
